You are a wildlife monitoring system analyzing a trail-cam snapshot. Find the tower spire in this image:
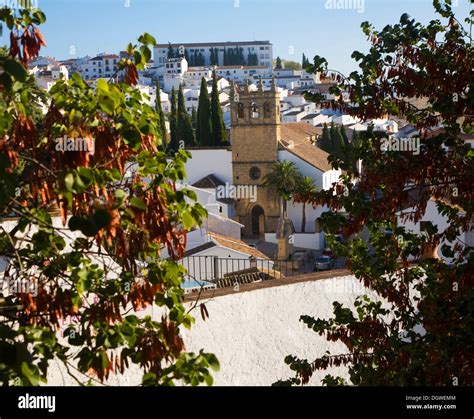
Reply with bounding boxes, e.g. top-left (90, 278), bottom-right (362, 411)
top-left (230, 80), bottom-right (236, 100)
top-left (244, 78), bottom-right (251, 93)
